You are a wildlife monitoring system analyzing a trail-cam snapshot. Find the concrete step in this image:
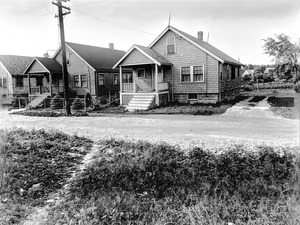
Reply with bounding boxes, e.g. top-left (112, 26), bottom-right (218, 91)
top-left (126, 94), bottom-right (155, 111)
